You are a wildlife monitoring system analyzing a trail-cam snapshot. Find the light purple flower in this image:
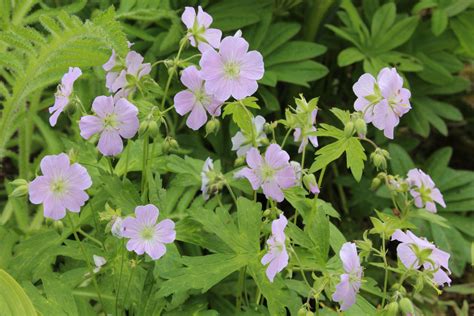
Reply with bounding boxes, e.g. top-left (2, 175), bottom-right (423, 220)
top-left (79, 96), bottom-right (139, 156)
top-left (231, 115), bottom-right (268, 157)
top-left (201, 157), bottom-right (214, 200)
top-left (111, 216), bottom-right (124, 238)
top-left (235, 144), bottom-right (296, 202)
top-left (49, 67), bottom-right (82, 126)
top-left (353, 67), bottom-right (411, 139)
top-left (406, 169), bottom-right (445, 213)
top-left (104, 51), bottom-right (151, 97)
top-left (122, 204), bottom-right (176, 260)
top-left (181, 6), bottom-right (222, 52)
top-left (200, 34), bottom-right (264, 101)
top-left (261, 214), bottom-right (289, 282)
top-left (392, 229), bottom-right (451, 287)
top-left (293, 109), bottom-right (318, 153)
top-left (174, 66), bottom-right (224, 130)
top-left (332, 242), bottom-right (362, 311)
top-left (28, 153), bottom-right (92, 220)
